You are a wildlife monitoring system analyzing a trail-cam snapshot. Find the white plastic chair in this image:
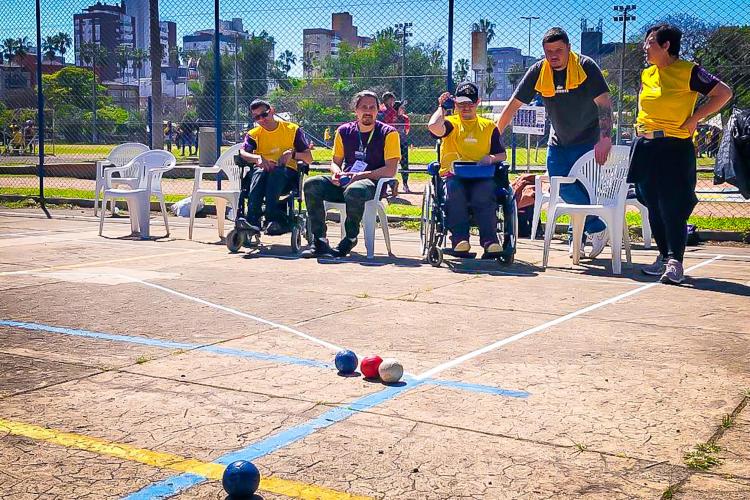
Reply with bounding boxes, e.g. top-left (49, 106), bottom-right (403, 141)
top-left (542, 146), bottom-right (632, 274)
top-left (626, 196), bottom-right (652, 249)
top-left (324, 177), bottom-right (394, 259)
top-left (98, 150), bottom-right (176, 239)
top-left (95, 143), bottom-right (149, 216)
top-left (530, 172), bottom-right (549, 240)
top-left (189, 143), bottom-right (243, 240)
